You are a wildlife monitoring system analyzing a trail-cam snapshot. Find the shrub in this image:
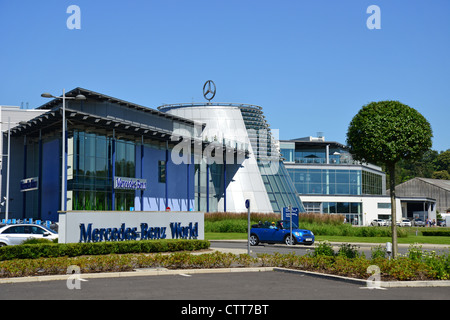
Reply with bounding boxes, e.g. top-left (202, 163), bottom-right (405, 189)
top-left (422, 229), bottom-right (450, 237)
top-left (370, 245), bottom-right (387, 259)
top-left (337, 243), bottom-right (361, 259)
top-left (312, 241), bottom-right (335, 257)
top-left (0, 239), bottom-right (210, 261)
